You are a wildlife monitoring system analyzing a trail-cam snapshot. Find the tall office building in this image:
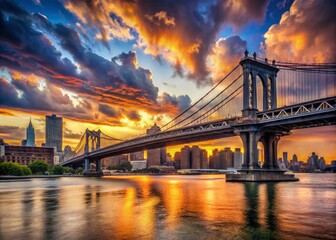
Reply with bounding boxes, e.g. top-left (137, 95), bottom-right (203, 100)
top-left (26, 118), bottom-right (35, 147)
top-left (46, 114), bottom-right (63, 152)
top-left (233, 148), bottom-right (243, 169)
top-left (129, 151), bottom-right (144, 160)
top-left (200, 149), bottom-right (208, 169)
top-left (191, 146), bottom-right (201, 169)
top-left (180, 146), bottom-right (191, 169)
top-left (283, 152), bottom-right (289, 167)
top-left (222, 147), bottom-right (233, 168)
top-left (174, 151), bottom-right (181, 169)
top-left (146, 123), bottom-right (166, 167)
top-left (209, 149), bottom-right (219, 169)
top-left (179, 146), bottom-right (208, 169)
